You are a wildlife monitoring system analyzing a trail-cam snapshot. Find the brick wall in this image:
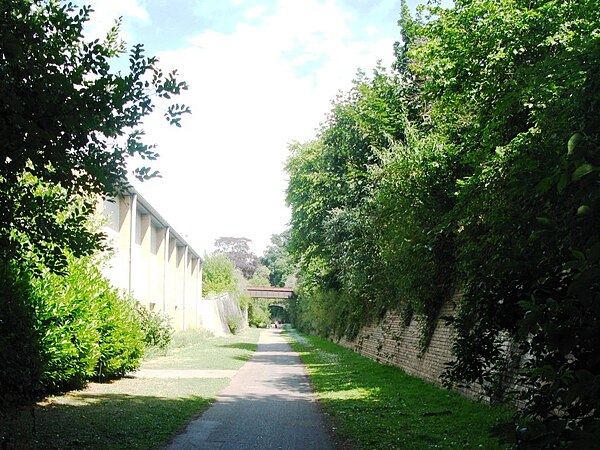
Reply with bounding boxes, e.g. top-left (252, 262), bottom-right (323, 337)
top-left (336, 293), bottom-right (490, 400)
